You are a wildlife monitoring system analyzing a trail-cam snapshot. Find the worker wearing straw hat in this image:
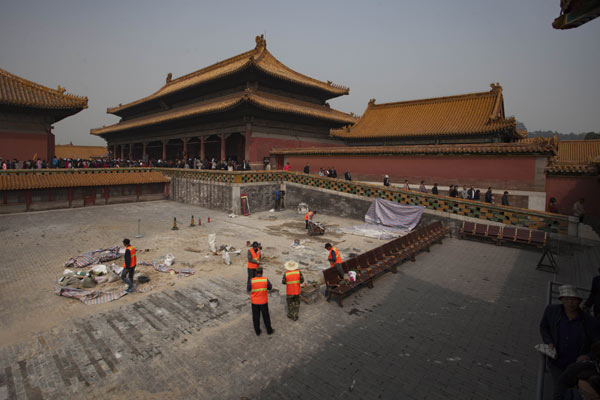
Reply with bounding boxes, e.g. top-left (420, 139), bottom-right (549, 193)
top-left (282, 261), bottom-right (304, 321)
